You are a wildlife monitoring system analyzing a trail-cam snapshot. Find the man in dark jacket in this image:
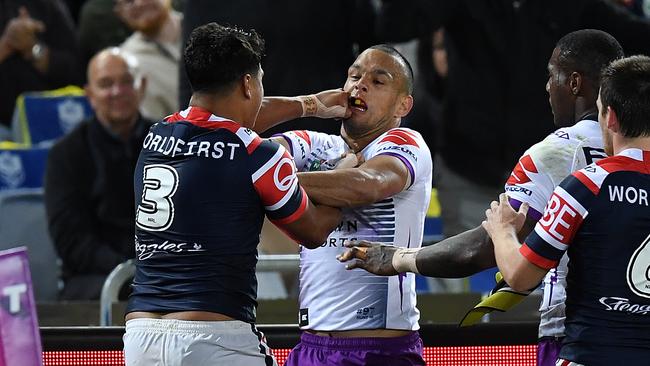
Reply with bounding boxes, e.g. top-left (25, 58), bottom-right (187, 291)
top-left (45, 48), bottom-right (153, 300)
